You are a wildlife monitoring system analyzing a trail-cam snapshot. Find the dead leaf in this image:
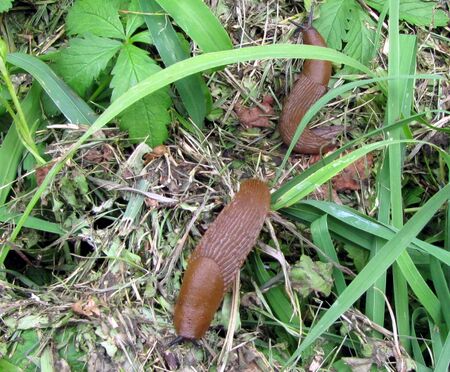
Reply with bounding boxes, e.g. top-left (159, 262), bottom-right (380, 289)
top-left (143, 145), bottom-right (169, 164)
top-left (35, 163), bottom-right (54, 186)
top-left (72, 297), bottom-right (101, 318)
top-left (83, 144), bottom-right (114, 164)
top-left (332, 154), bottom-right (373, 191)
top-left (311, 183), bottom-right (342, 204)
top-left (234, 95), bottom-right (274, 128)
